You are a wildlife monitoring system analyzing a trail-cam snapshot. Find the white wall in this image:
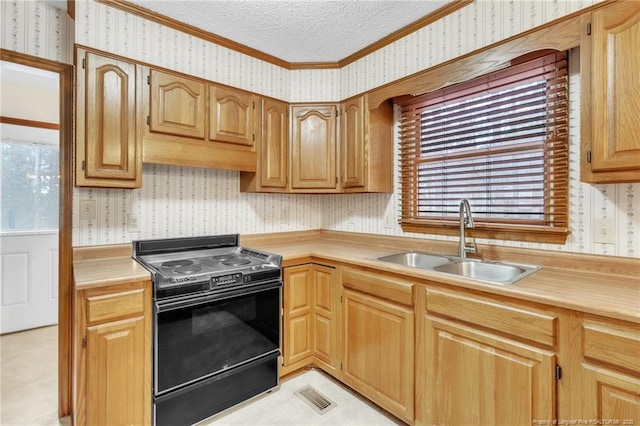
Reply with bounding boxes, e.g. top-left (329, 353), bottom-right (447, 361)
top-left (5, 0), bottom-right (637, 258)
